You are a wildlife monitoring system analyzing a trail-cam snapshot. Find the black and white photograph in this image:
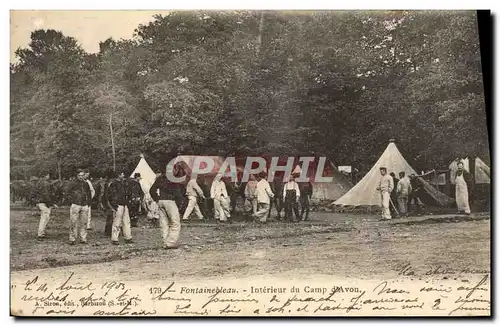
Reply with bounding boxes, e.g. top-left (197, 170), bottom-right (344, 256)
top-left (9, 9), bottom-right (491, 316)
